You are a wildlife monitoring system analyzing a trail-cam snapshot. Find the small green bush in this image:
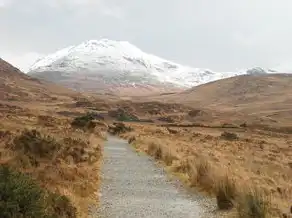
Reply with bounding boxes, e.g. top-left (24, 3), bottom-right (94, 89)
top-left (0, 165), bottom-right (77, 218)
top-left (109, 109), bottom-right (139, 122)
top-left (117, 113), bottom-right (139, 122)
top-left (71, 113), bottom-right (99, 130)
top-left (71, 113), bottom-right (94, 128)
top-left (108, 123), bottom-right (133, 135)
top-left (0, 165), bottom-right (45, 218)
